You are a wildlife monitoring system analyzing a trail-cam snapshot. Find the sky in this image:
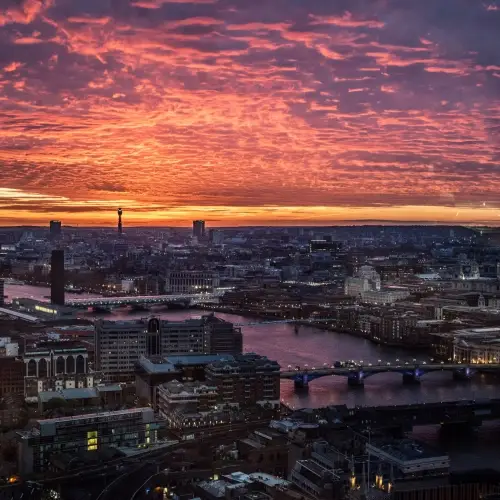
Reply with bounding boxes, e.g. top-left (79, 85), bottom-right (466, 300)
top-left (0, 0), bottom-right (499, 227)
